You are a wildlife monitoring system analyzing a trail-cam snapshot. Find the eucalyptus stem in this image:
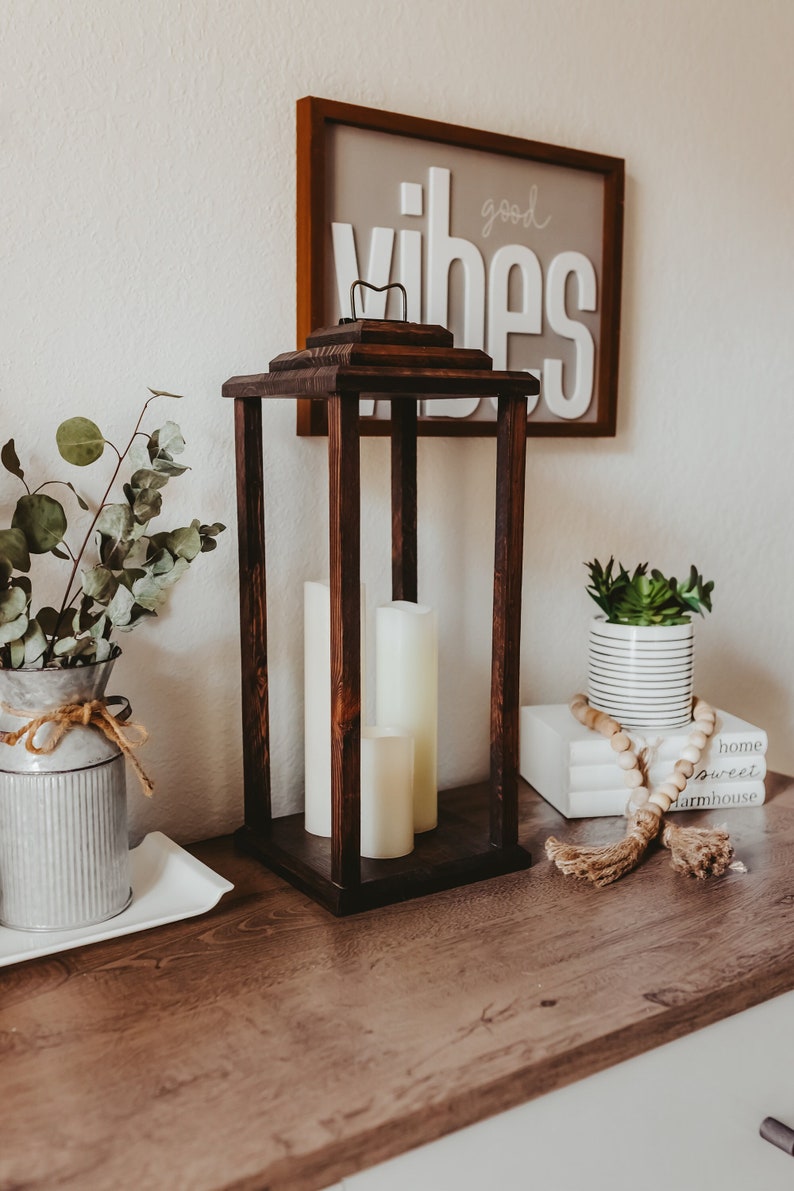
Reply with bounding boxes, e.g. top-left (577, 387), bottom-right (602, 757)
top-left (43, 395), bottom-right (160, 662)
